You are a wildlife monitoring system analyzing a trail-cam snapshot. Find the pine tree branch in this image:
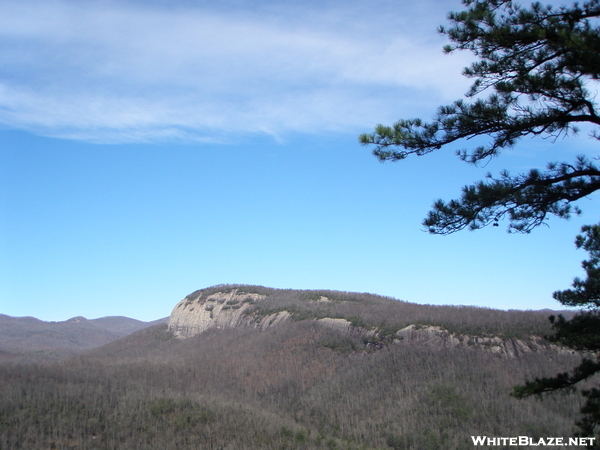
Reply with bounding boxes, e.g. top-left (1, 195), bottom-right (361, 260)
top-left (359, 0), bottom-right (600, 233)
top-left (423, 158), bottom-right (600, 234)
top-left (512, 358), bottom-right (600, 398)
